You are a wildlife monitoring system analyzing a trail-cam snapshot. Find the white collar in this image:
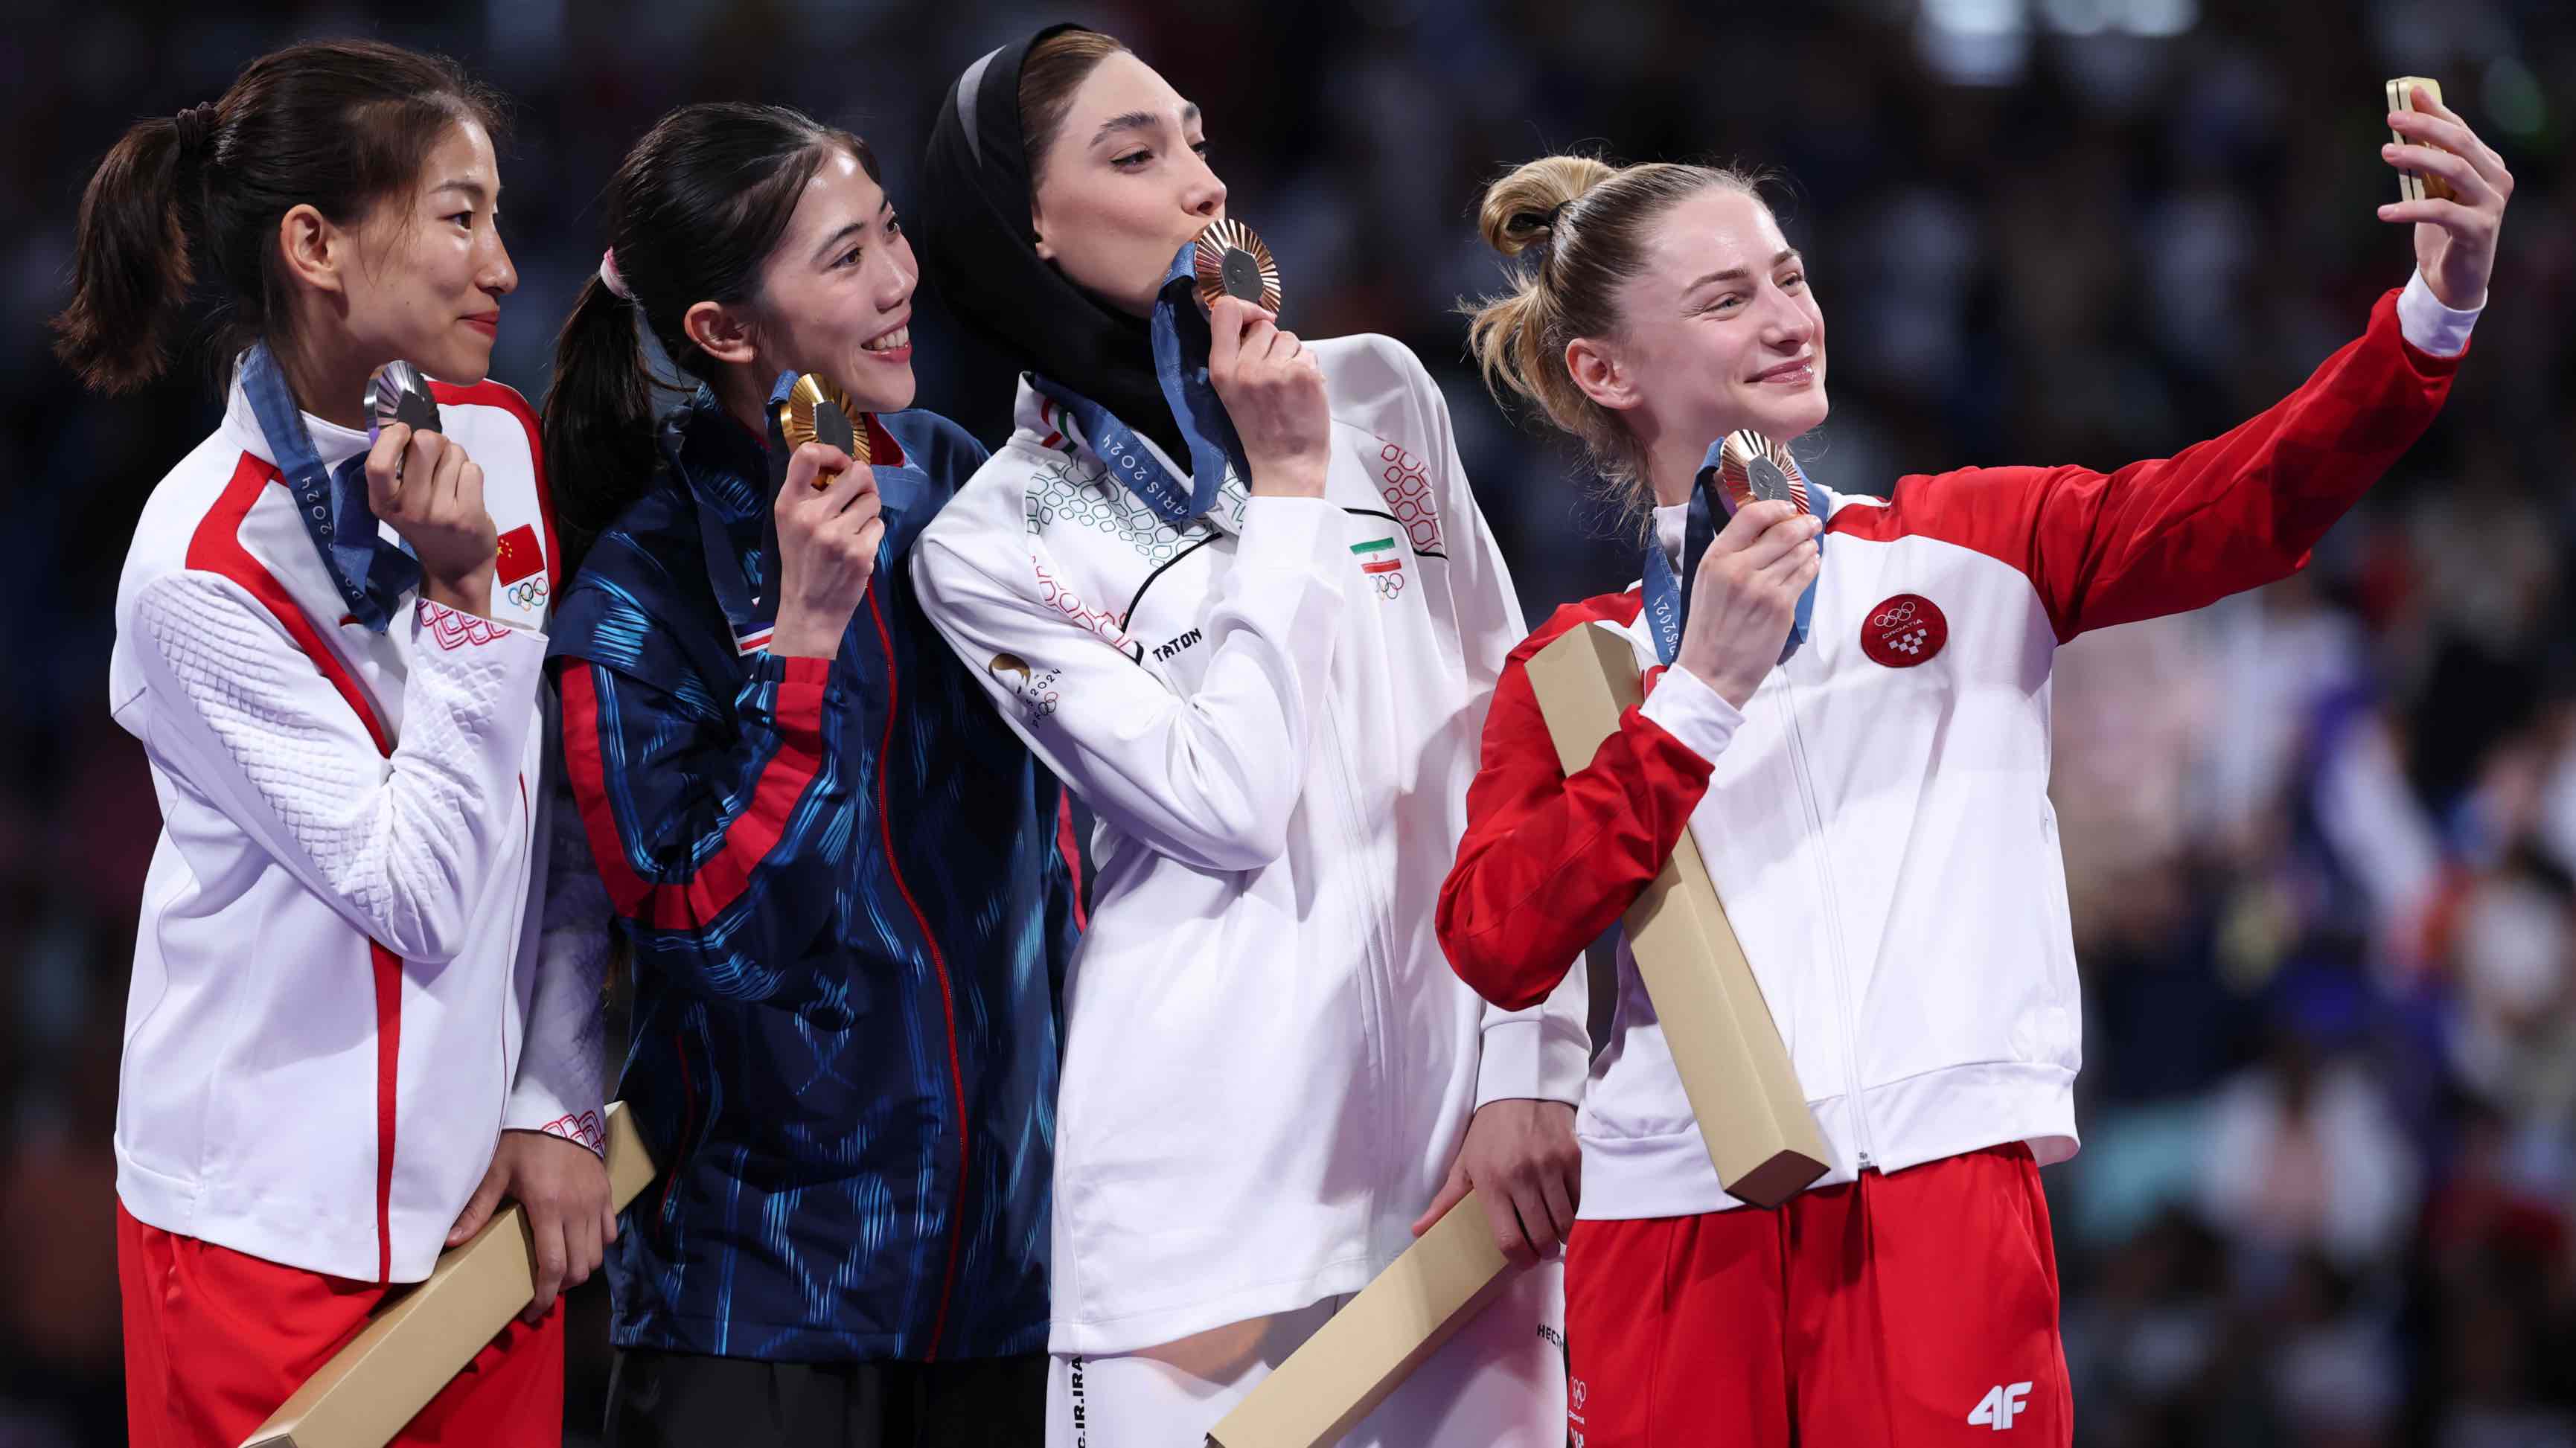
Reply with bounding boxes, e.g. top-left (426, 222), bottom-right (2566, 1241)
top-left (224, 356), bottom-right (373, 471)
